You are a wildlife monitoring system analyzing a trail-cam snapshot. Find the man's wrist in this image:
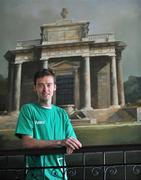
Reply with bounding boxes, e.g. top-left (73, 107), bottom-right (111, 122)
top-left (56, 140), bottom-right (63, 146)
